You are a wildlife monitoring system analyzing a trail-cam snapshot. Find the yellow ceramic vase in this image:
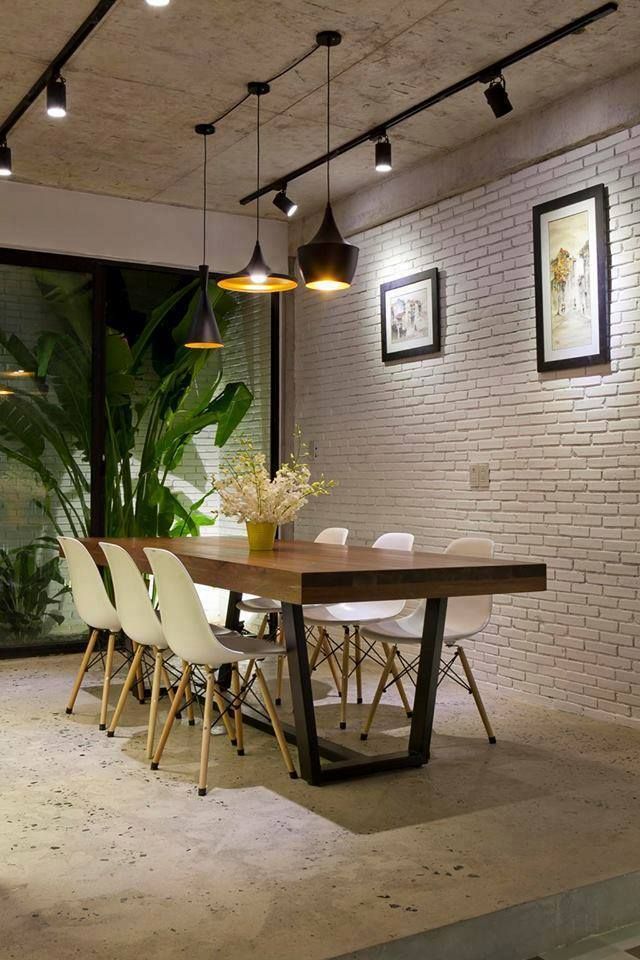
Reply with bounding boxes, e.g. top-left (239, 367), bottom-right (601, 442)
top-left (245, 520), bottom-right (277, 551)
